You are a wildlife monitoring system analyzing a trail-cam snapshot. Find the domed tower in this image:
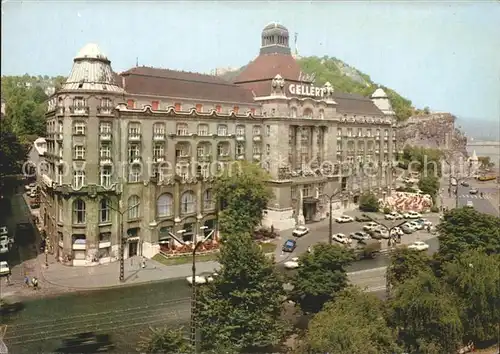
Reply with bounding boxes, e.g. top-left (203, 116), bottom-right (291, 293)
top-left (61, 43), bottom-right (123, 92)
top-left (260, 22), bottom-right (291, 55)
